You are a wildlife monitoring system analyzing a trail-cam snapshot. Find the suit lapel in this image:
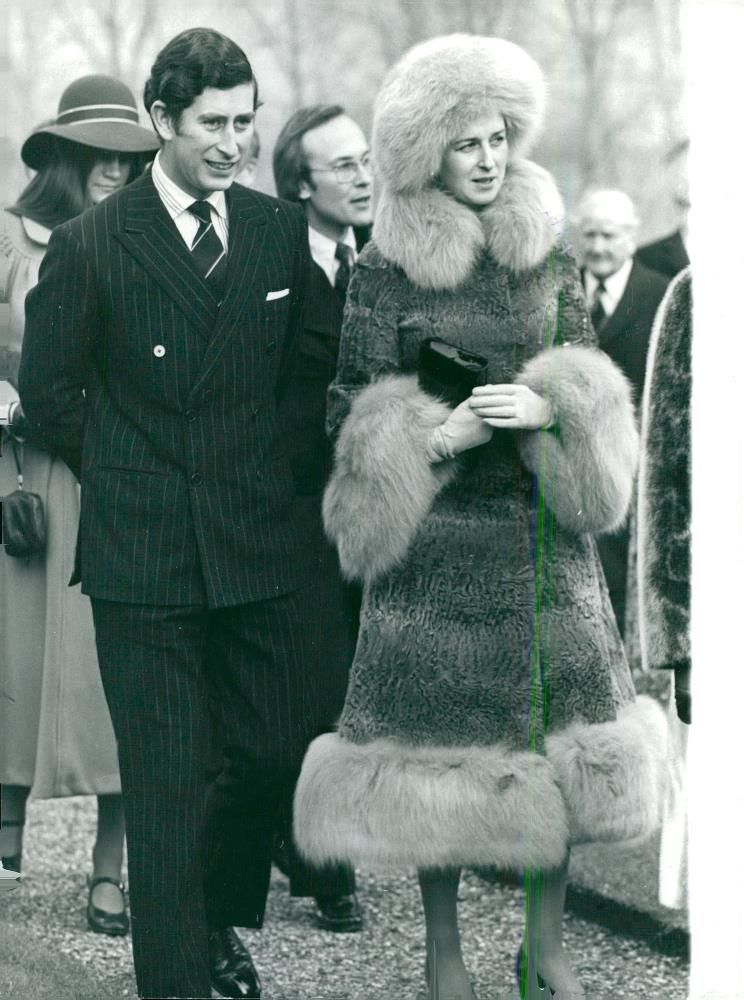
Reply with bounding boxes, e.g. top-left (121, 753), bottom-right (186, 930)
top-left (113, 174), bottom-right (220, 339)
top-left (191, 186), bottom-right (268, 391)
top-left (598, 261), bottom-right (640, 349)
